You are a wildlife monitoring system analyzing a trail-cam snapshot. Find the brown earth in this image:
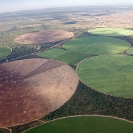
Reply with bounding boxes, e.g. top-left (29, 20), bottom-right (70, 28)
top-left (0, 59), bottom-right (79, 127)
top-left (14, 30), bottom-right (74, 44)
